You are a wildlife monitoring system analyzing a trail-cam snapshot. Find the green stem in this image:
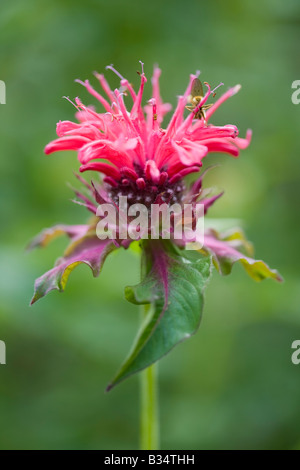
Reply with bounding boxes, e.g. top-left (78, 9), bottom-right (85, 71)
top-left (140, 305), bottom-right (159, 450)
